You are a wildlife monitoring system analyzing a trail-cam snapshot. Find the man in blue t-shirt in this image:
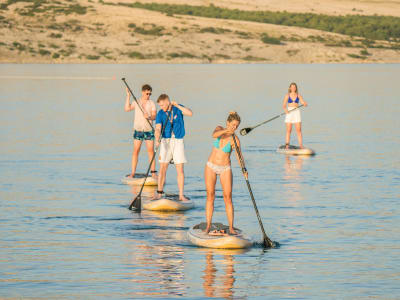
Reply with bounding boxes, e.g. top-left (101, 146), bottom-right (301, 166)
top-left (155, 94), bottom-right (193, 201)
